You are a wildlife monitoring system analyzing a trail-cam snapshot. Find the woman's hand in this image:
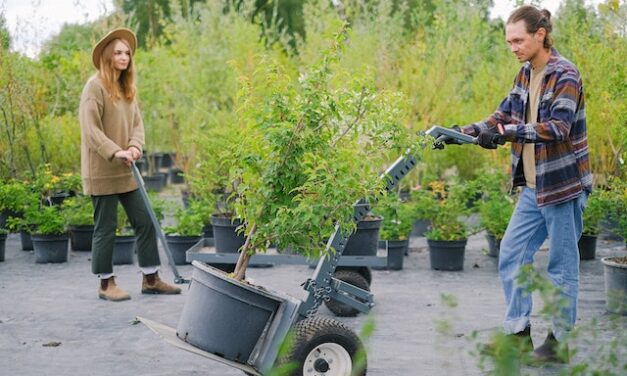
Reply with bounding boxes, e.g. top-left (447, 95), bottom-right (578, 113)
top-left (128, 146), bottom-right (142, 161)
top-left (114, 150), bottom-right (133, 166)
